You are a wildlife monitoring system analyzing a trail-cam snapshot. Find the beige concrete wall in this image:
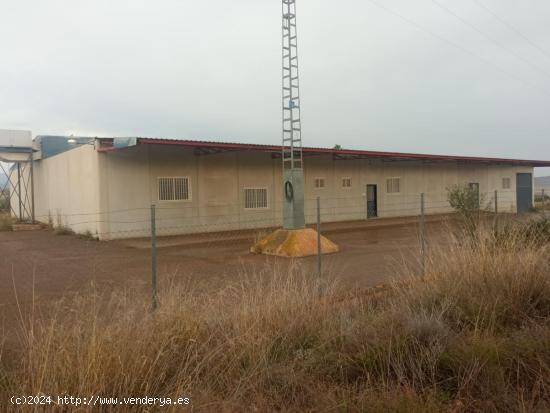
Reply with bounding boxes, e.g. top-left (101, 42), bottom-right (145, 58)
top-left (98, 146), bottom-right (281, 239)
top-left (93, 145), bottom-right (535, 239)
top-left (14, 141), bottom-right (537, 240)
top-left (96, 145), bottom-right (152, 239)
top-left (31, 144), bottom-right (101, 235)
